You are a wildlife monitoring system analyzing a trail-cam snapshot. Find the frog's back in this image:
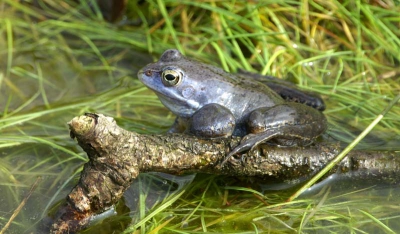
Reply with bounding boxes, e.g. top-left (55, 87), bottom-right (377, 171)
top-left (180, 59), bottom-right (285, 113)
